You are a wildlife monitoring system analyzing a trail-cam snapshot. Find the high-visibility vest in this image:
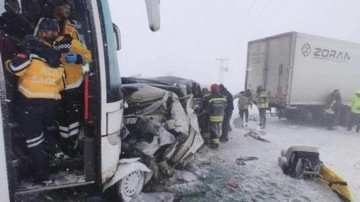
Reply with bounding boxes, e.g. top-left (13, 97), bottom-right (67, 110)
top-left (61, 19), bottom-right (80, 40)
top-left (7, 54), bottom-right (65, 100)
top-left (349, 95), bottom-right (360, 114)
top-left (55, 35), bottom-right (92, 89)
top-left (257, 91), bottom-right (269, 109)
top-left (207, 95), bottom-right (226, 122)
